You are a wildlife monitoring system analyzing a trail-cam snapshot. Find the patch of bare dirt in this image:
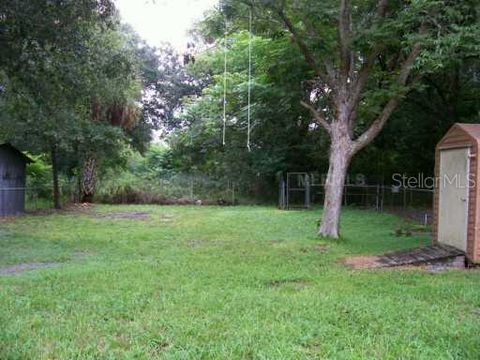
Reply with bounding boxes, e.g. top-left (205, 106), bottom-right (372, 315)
top-left (0, 261), bottom-right (61, 275)
top-left (187, 239), bottom-right (219, 248)
top-left (300, 244), bottom-right (329, 253)
top-left (0, 216), bottom-right (19, 223)
top-left (64, 203), bottom-right (95, 213)
top-left (187, 239), bottom-right (206, 248)
top-left (71, 251), bottom-right (91, 259)
top-left (267, 278), bottom-right (311, 290)
top-left (343, 255), bottom-right (383, 269)
top-left (0, 251), bottom-right (91, 275)
top-left (96, 211), bottom-right (151, 220)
